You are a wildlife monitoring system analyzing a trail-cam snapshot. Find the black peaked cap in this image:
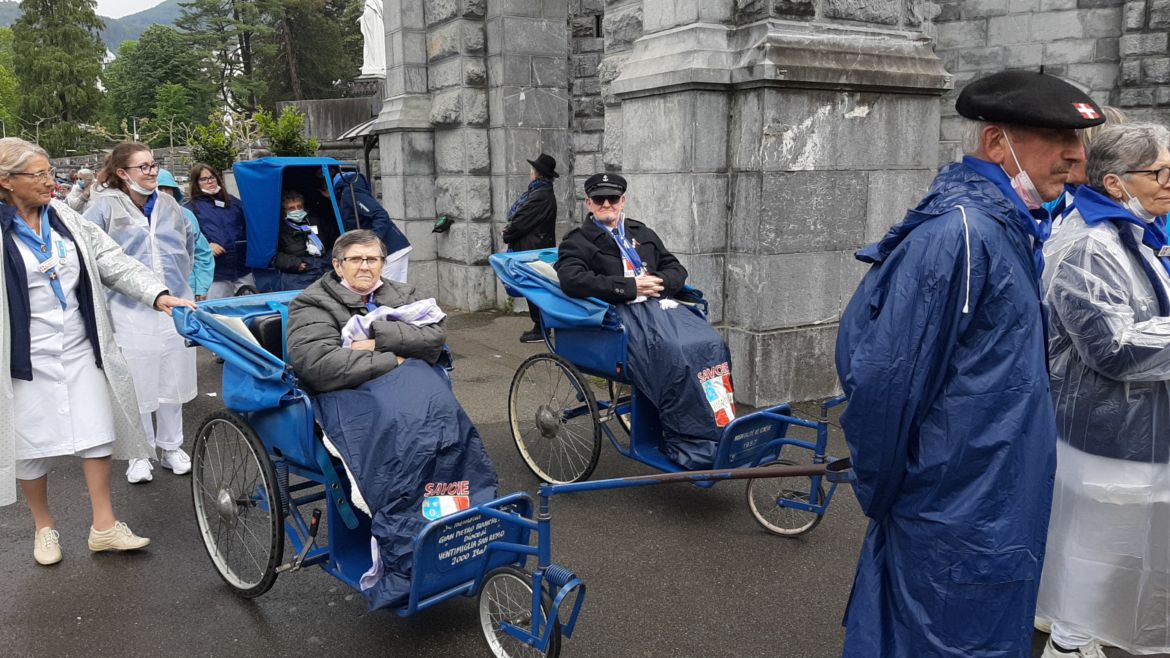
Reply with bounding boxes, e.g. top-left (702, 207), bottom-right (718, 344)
top-left (956, 70), bottom-right (1106, 129)
top-left (583, 172), bottom-right (626, 197)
